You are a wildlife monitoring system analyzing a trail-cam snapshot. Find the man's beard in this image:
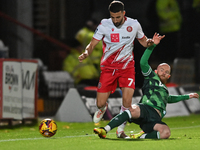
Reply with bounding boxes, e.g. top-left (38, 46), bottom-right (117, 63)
top-left (114, 19), bottom-right (123, 27)
top-left (159, 75), bottom-right (167, 84)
